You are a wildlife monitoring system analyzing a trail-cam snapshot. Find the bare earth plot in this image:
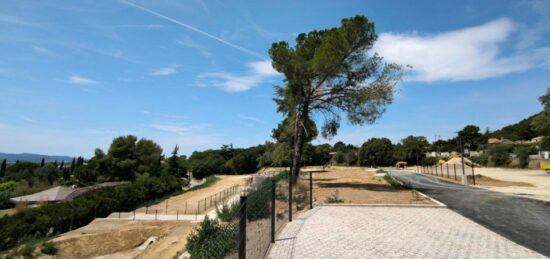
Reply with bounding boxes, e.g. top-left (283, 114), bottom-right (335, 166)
top-left (312, 167), bottom-right (432, 204)
top-left (269, 206), bottom-right (546, 259)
